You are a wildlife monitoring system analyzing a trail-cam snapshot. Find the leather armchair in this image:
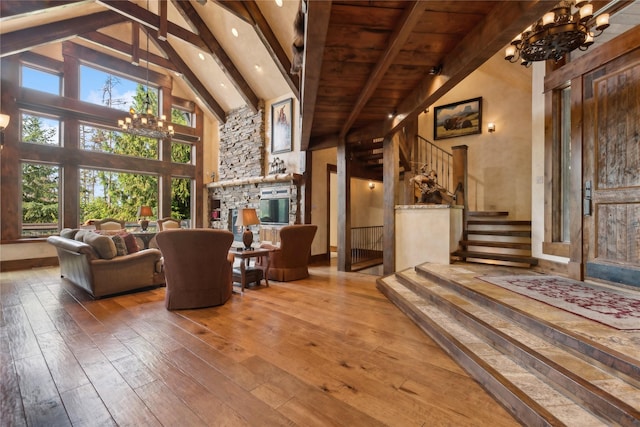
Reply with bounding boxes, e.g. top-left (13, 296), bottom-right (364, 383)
top-left (155, 229), bottom-right (235, 310)
top-left (157, 217), bottom-right (181, 231)
top-left (260, 224), bottom-right (317, 281)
